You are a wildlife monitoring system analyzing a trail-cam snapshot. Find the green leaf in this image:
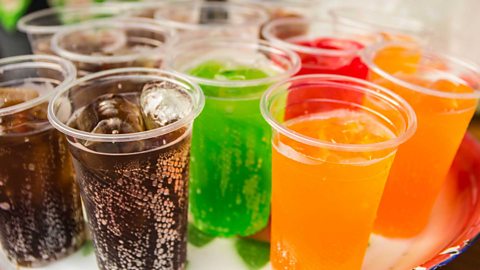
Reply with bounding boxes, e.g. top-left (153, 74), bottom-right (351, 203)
top-left (81, 240), bottom-right (94, 256)
top-left (235, 238), bottom-right (270, 270)
top-left (188, 223), bottom-right (215, 247)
